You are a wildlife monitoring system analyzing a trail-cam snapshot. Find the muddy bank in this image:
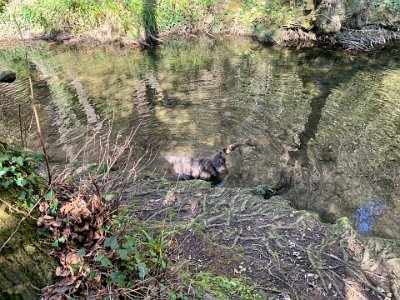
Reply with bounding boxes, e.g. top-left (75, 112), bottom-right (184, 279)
top-left (126, 175), bottom-right (400, 299)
